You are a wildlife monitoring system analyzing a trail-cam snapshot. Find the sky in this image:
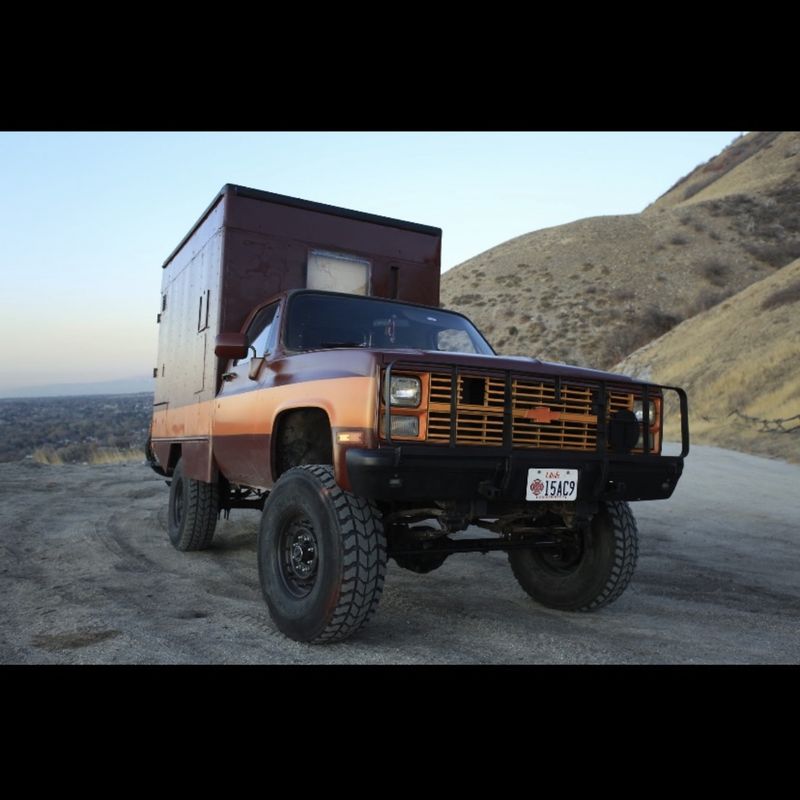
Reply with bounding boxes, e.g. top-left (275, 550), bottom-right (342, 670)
top-left (0, 131), bottom-right (741, 395)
